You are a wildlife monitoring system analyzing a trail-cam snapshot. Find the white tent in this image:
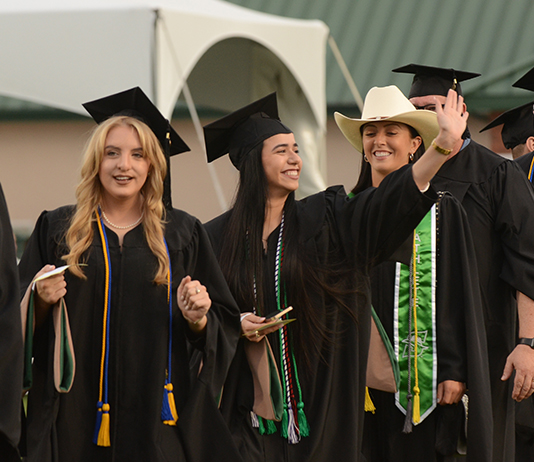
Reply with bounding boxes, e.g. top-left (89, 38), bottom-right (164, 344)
top-left (0, 0), bottom-right (330, 208)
